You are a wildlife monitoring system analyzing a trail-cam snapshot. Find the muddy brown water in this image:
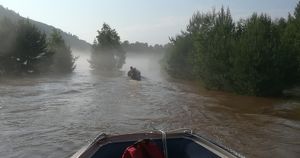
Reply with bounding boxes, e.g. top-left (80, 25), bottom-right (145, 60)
top-left (0, 52), bottom-right (299, 158)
